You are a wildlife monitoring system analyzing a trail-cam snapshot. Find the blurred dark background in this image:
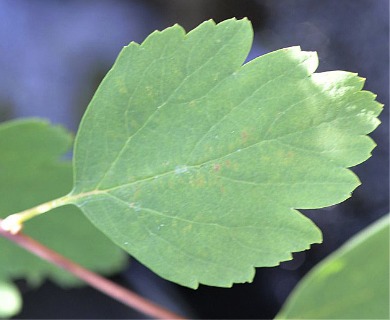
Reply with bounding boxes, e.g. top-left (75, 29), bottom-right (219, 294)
top-left (0, 0), bottom-right (388, 318)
